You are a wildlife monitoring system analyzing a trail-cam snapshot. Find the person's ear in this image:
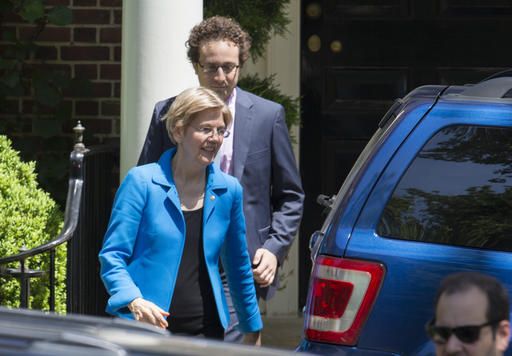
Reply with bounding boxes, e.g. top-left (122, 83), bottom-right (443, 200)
top-left (193, 62), bottom-right (200, 76)
top-left (172, 126), bottom-right (184, 144)
top-left (495, 320), bottom-right (510, 352)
